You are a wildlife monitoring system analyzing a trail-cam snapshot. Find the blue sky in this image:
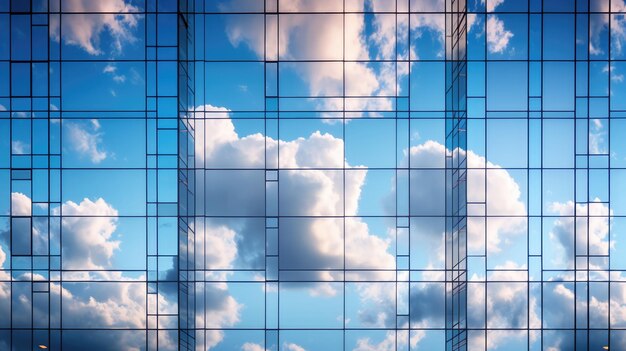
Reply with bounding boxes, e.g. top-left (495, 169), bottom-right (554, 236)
top-left (2, 0), bottom-right (626, 350)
